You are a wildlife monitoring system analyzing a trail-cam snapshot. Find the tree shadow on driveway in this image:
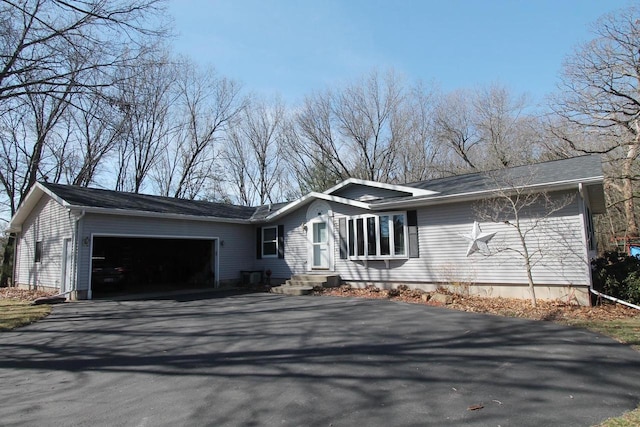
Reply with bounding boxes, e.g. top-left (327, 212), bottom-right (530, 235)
top-left (1, 293), bottom-right (638, 426)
